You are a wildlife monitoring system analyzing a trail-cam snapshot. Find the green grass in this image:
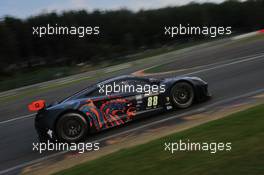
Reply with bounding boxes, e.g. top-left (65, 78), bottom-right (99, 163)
top-left (54, 104), bottom-right (264, 175)
top-left (131, 40), bottom-right (209, 61)
top-left (0, 66), bottom-right (77, 91)
top-left (224, 33), bottom-right (264, 49)
top-left (144, 63), bottom-right (173, 73)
